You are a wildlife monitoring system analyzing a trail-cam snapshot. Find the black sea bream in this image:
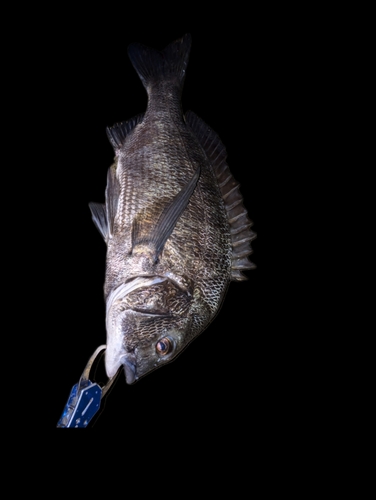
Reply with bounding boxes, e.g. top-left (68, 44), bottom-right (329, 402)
top-left (89, 34), bottom-right (256, 384)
